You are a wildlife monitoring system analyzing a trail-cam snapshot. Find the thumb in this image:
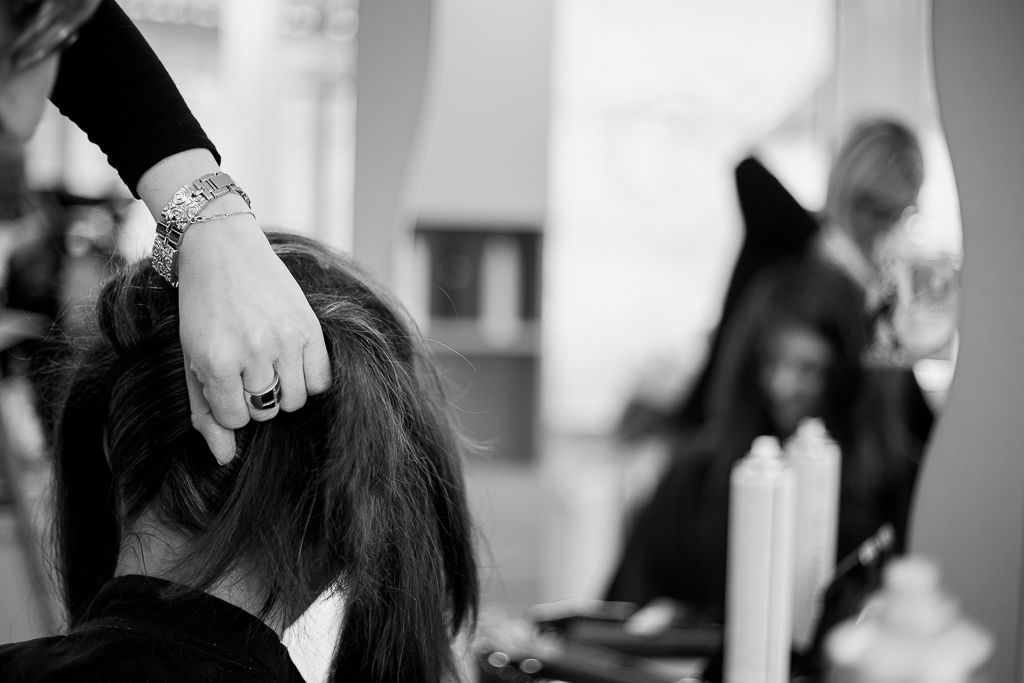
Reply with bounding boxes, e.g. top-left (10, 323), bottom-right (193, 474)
top-left (185, 360), bottom-right (237, 464)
